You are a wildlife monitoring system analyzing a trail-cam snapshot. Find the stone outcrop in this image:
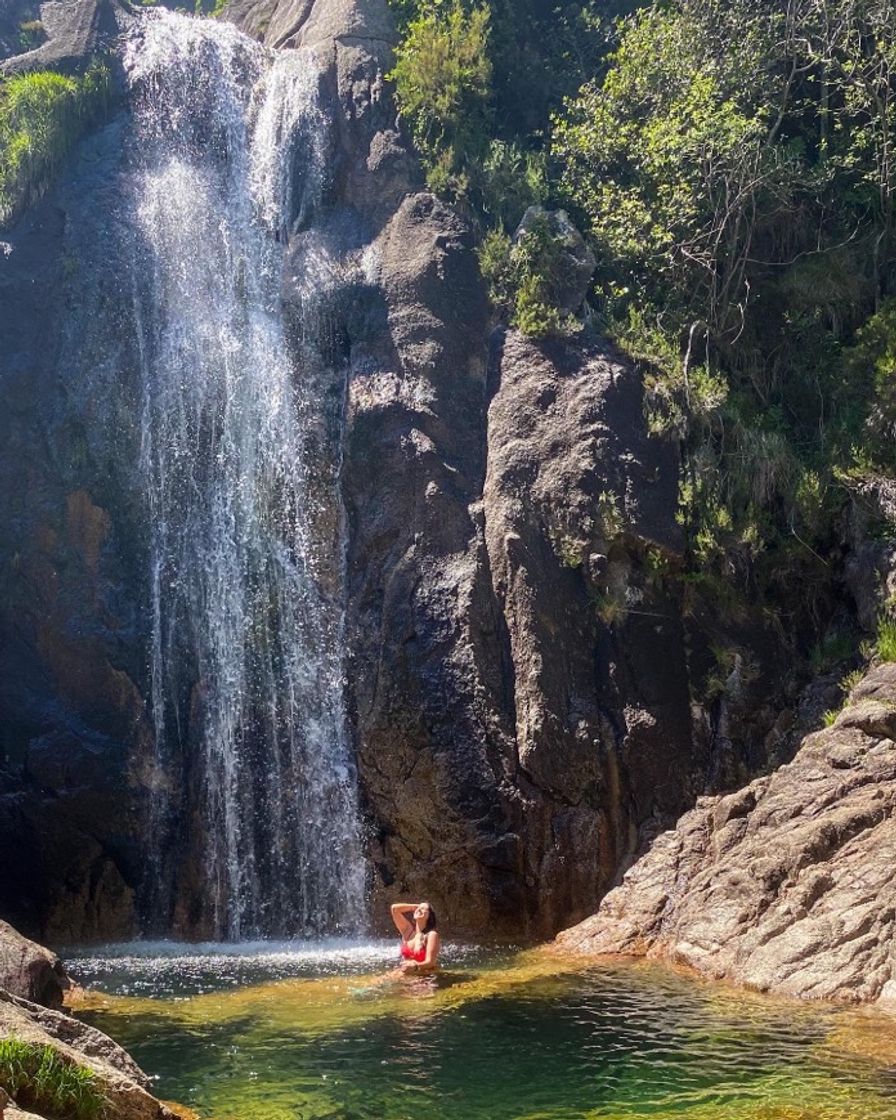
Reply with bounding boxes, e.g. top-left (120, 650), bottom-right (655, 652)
top-left (0, 922), bottom-right (69, 1009)
top-left (0, 0), bottom-right (124, 76)
top-left (476, 329), bottom-right (706, 934)
top-left (0, 989), bottom-right (178, 1119)
top-left (557, 663), bottom-right (896, 1009)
